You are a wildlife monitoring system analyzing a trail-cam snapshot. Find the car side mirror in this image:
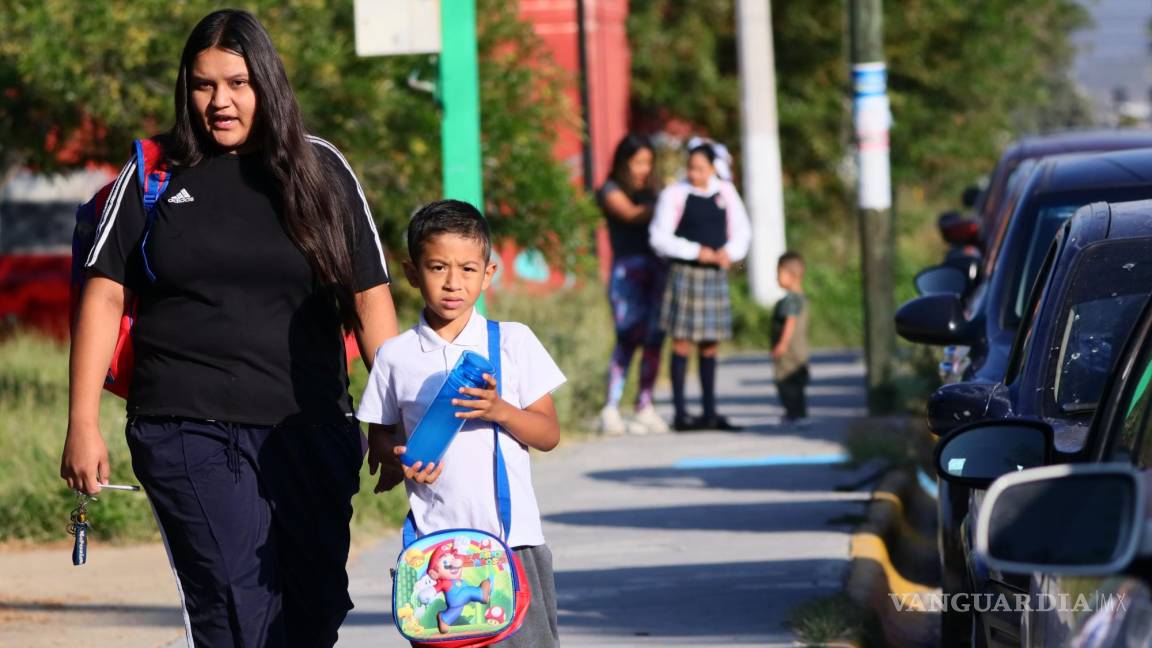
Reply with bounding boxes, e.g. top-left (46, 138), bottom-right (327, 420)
top-left (914, 265), bottom-right (970, 297)
top-left (895, 293), bottom-right (973, 346)
top-left (933, 419), bottom-right (1052, 488)
top-left (925, 381), bottom-right (1009, 437)
top-left (976, 463), bottom-right (1145, 575)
